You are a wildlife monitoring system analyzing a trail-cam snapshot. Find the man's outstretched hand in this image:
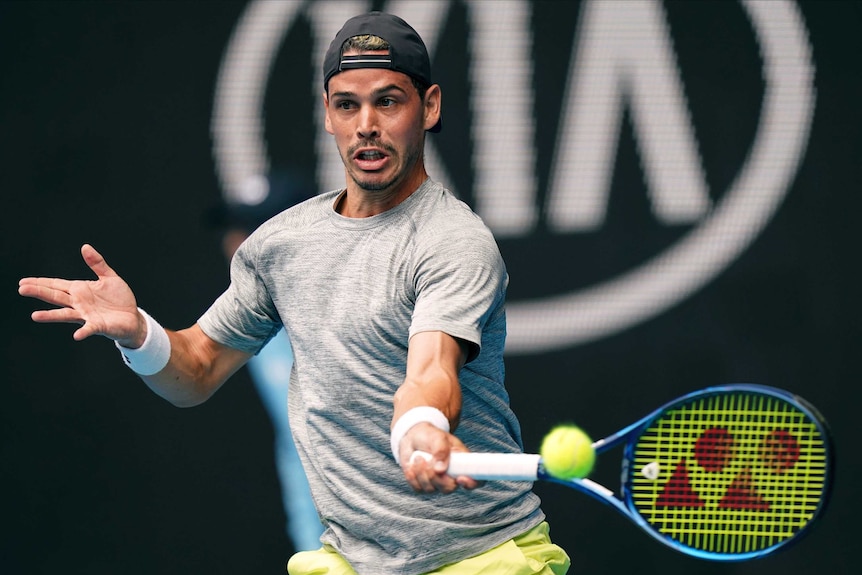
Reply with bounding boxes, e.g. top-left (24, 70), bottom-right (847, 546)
top-left (19, 244), bottom-right (145, 347)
